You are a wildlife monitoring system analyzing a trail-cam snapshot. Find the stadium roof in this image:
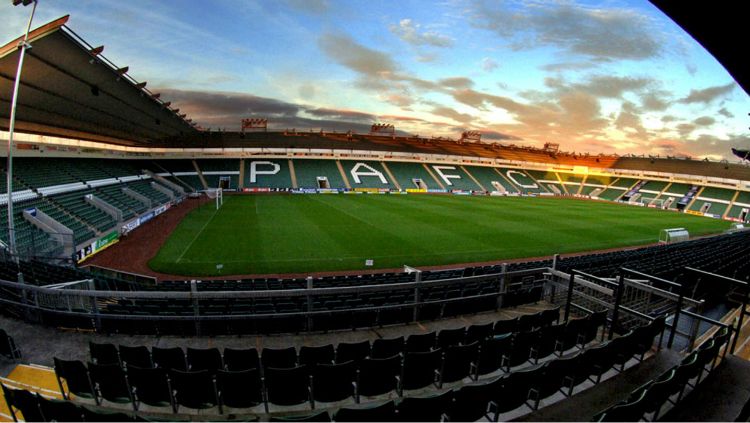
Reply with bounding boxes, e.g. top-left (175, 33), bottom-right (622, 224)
top-left (0, 16), bottom-right (198, 147)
